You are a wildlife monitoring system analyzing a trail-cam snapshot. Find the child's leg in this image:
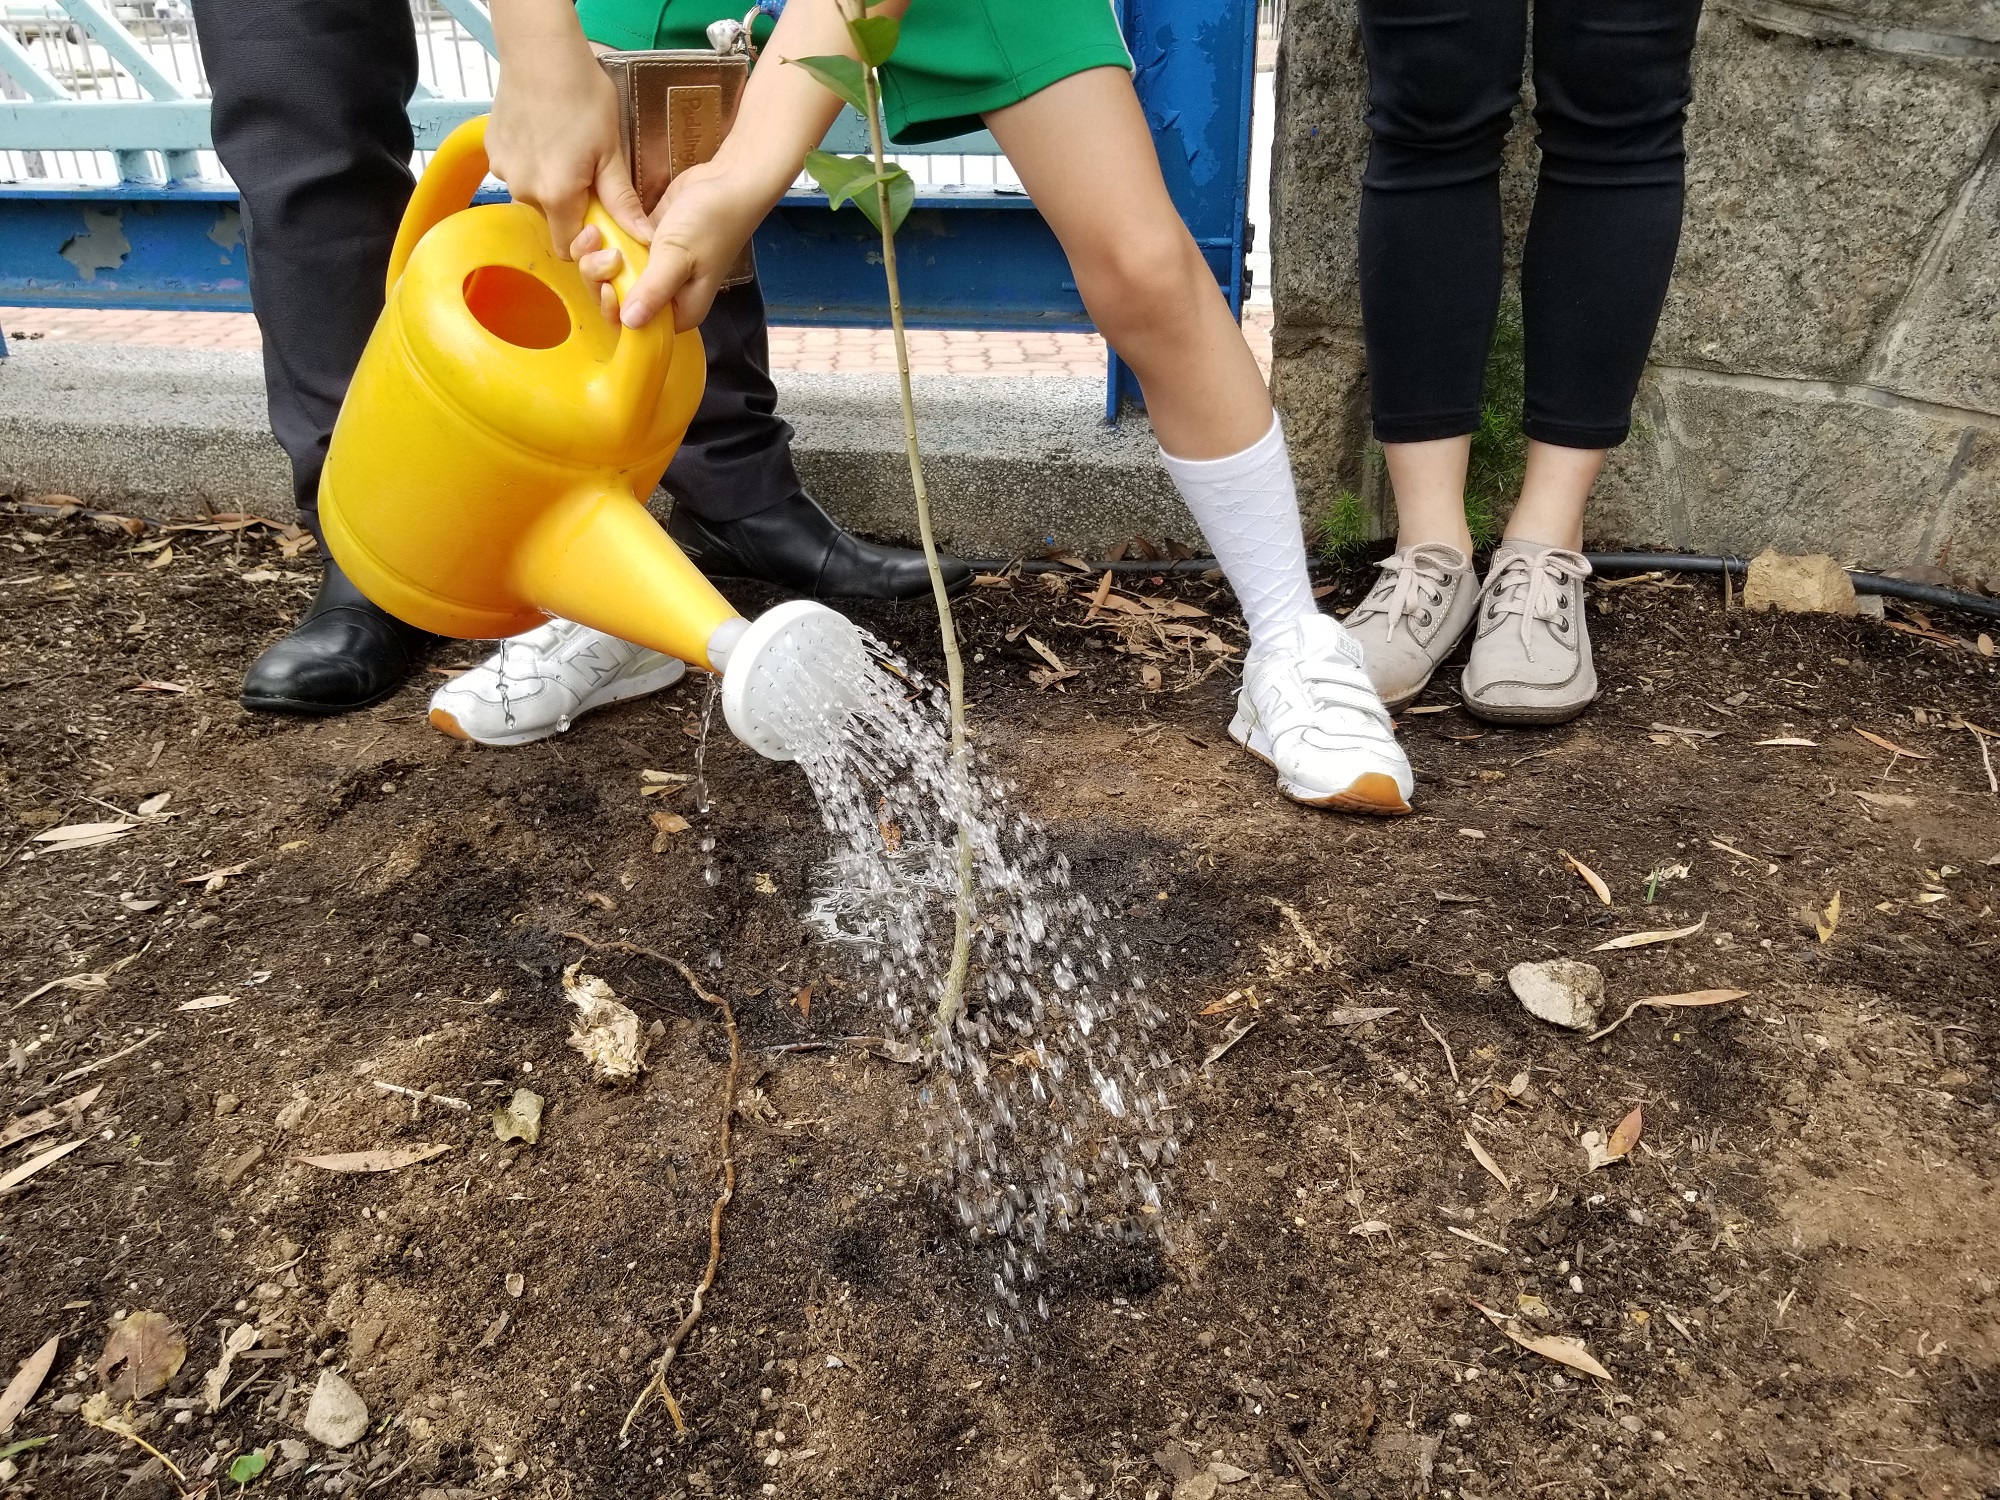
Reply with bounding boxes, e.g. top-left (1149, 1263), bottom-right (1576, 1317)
top-left (982, 69), bottom-right (1315, 656)
top-left (984, 72), bottom-right (1411, 815)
